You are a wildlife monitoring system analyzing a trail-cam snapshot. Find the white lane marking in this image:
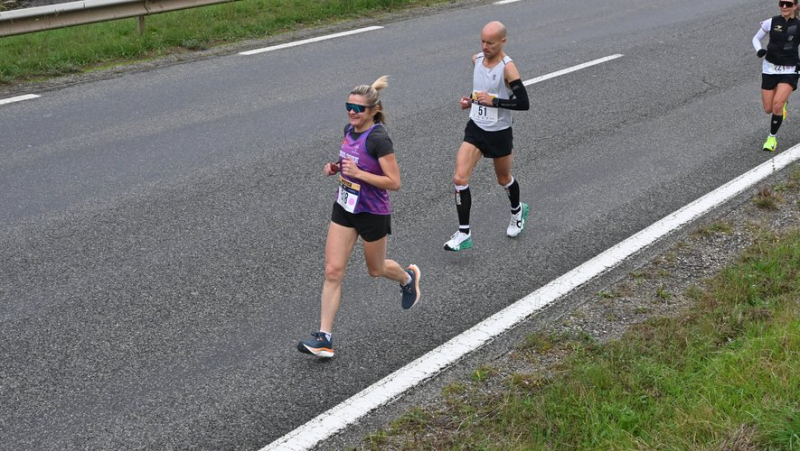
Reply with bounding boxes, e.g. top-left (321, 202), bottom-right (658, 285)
top-left (524, 54), bottom-right (624, 86)
top-left (264, 145), bottom-right (800, 451)
top-left (239, 26), bottom-right (384, 56)
top-left (0, 94), bottom-right (40, 106)
top-left (494, 0), bottom-right (521, 4)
